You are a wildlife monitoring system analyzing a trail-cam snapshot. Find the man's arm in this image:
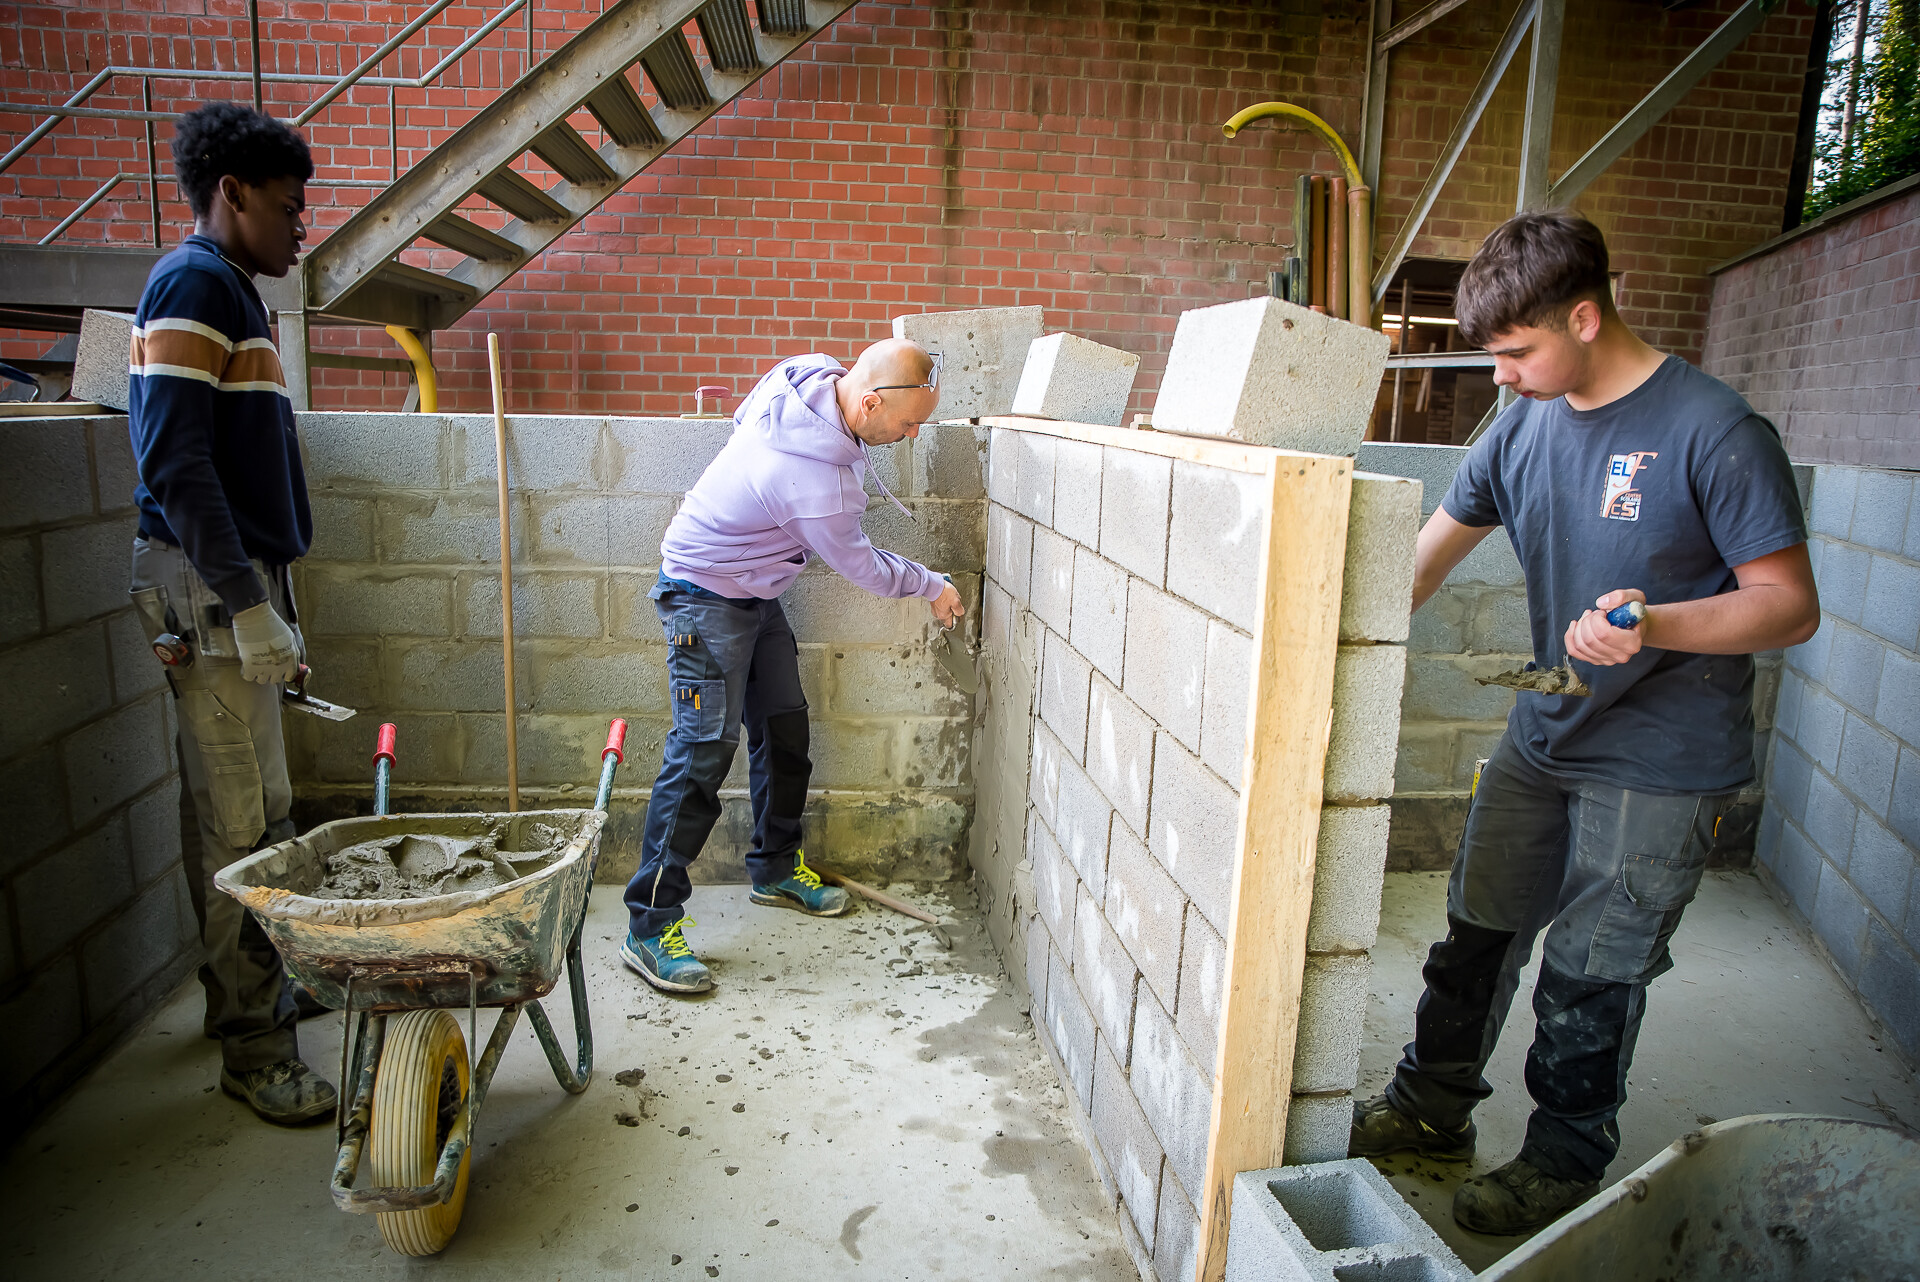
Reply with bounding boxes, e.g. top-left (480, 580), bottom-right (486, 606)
top-left (1412, 507), bottom-right (1498, 613)
top-left (1564, 543), bottom-right (1820, 665)
top-left (785, 510), bottom-right (964, 626)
